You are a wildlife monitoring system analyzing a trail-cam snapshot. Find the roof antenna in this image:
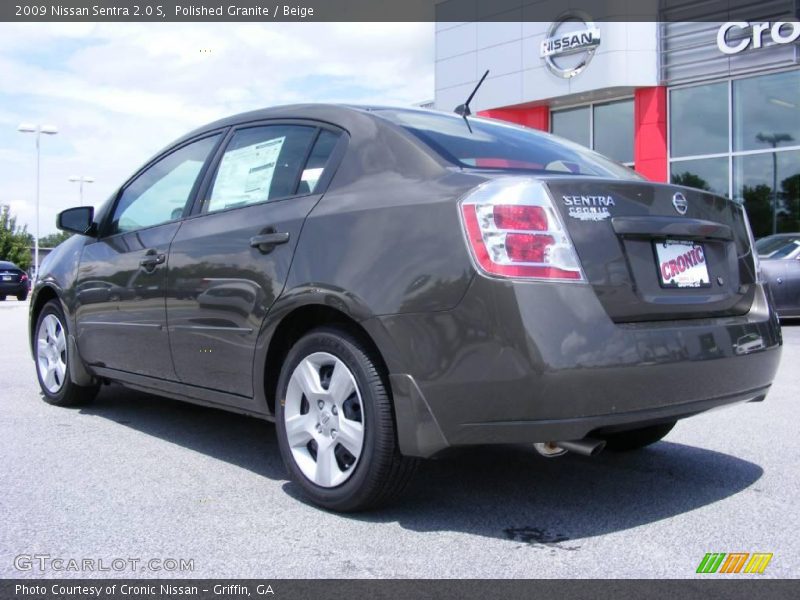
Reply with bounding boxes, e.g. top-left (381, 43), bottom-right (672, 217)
top-left (454, 69), bottom-right (489, 133)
